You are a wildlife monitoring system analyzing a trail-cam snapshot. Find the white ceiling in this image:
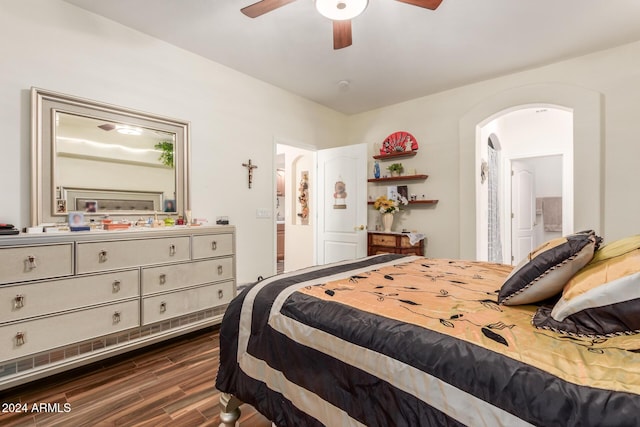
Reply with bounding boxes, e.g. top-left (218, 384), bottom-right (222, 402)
top-left (63, 0), bottom-right (640, 115)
